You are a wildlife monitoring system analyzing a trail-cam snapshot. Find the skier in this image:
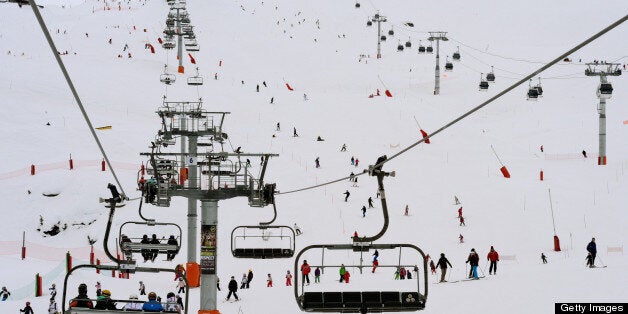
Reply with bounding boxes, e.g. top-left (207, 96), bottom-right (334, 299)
top-left (95, 282), bottom-right (102, 296)
top-left (293, 127), bottom-right (299, 137)
top-left (339, 264), bottom-right (346, 282)
top-left (429, 260), bottom-right (436, 274)
top-left (94, 290), bottom-right (118, 310)
top-left (314, 267), bottom-right (321, 283)
top-left (436, 253), bottom-right (453, 282)
top-left (458, 207), bottom-right (463, 218)
top-left (355, 158), bottom-right (360, 167)
top-left (285, 270), bottom-right (293, 286)
top-left (256, 84), bottom-right (259, 92)
top-left (217, 278), bottom-right (221, 291)
top-left (361, 206), bottom-right (367, 217)
top-left (315, 157), bottom-right (320, 168)
top-left (394, 268), bottom-right (400, 280)
top-left (350, 156), bottom-right (355, 165)
top-left (340, 144), bottom-right (347, 152)
top-left (150, 234), bottom-right (160, 261)
top-left (586, 252), bottom-right (595, 268)
top-left (267, 274), bottom-right (273, 287)
top-left (404, 205), bottom-right (409, 216)
top-left (368, 197), bottom-right (374, 208)
top-left (263, 81), bottom-right (267, 87)
top-left (586, 238), bottom-right (597, 267)
top-left (459, 216), bottom-right (465, 226)
top-left (226, 276), bottom-right (239, 301)
top-left (316, 136), bottom-right (324, 141)
top-left (49, 283), bottom-right (57, 300)
top-left (300, 260), bottom-right (311, 285)
top-left (372, 258), bottom-right (379, 273)
top-left (177, 278), bottom-right (185, 294)
top-left (165, 292), bottom-right (181, 313)
top-left (270, 97), bottom-right (274, 104)
top-left (487, 246), bottom-right (499, 275)
top-left (454, 195), bottom-right (461, 205)
top-left (19, 301), bottom-right (34, 314)
top-left (294, 223), bottom-right (302, 235)
top-left (466, 248), bottom-right (480, 279)
top-left (276, 122), bottom-right (280, 131)
top-left (582, 150), bottom-right (587, 158)
top-left (399, 267), bottom-right (407, 280)
top-left (143, 292), bottom-right (164, 311)
top-left (240, 273), bottom-right (248, 289)
top-left (343, 190), bottom-right (350, 202)
top-left (246, 269), bottom-right (253, 288)
top-left (303, 93), bottom-right (308, 101)
top-left (48, 298), bottom-right (58, 314)
top-left (459, 234), bottom-right (464, 243)
top-left (174, 265), bottom-right (186, 281)
top-left (69, 283), bottom-right (93, 309)
top-left (353, 231), bottom-right (359, 240)
top-left (167, 235), bottom-right (178, 261)
top-left (540, 145), bottom-right (544, 152)
top-left (140, 235), bottom-right (151, 262)
top-left (344, 270), bottom-right (350, 283)
top-left (541, 253), bottom-right (547, 264)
